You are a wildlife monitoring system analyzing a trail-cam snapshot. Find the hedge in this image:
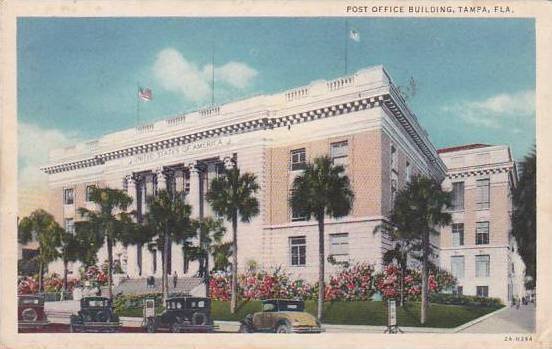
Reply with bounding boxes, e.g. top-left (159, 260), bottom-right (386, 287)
top-left (430, 293), bottom-right (502, 308)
